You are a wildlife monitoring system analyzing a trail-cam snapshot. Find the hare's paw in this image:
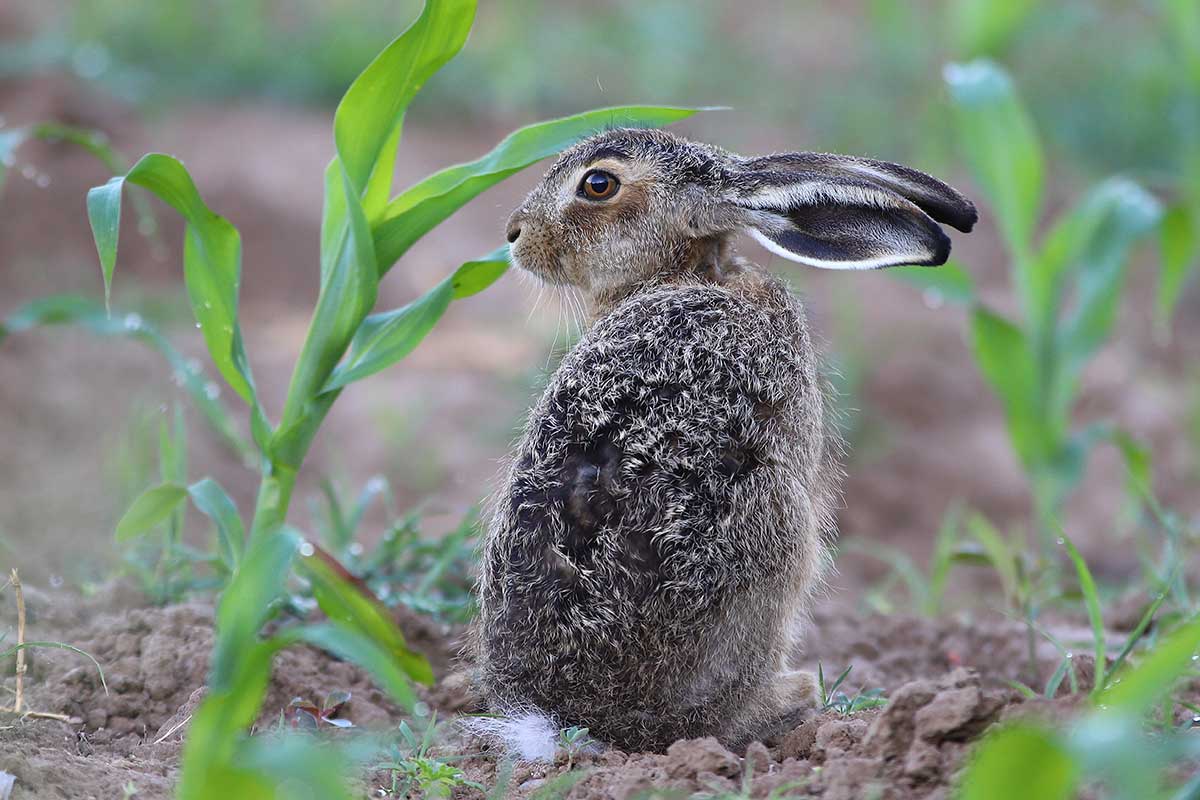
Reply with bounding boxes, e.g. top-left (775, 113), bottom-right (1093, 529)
top-left (776, 669), bottom-right (819, 709)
